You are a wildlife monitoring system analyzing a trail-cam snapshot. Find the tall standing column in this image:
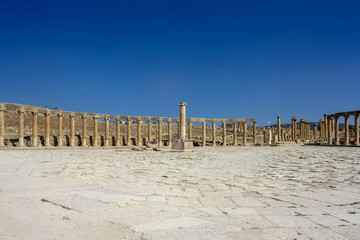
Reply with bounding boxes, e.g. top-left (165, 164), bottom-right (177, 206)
top-left (158, 119), bottom-right (162, 147)
top-left (179, 102), bottom-right (187, 140)
top-left (222, 121), bottom-right (226, 146)
top-left (300, 120), bottom-right (304, 140)
top-left (137, 118), bottom-right (142, 146)
top-left (70, 114), bottom-right (75, 147)
top-left (327, 116), bottom-right (332, 144)
top-left (168, 119), bottom-right (172, 146)
top-left (324, 114), bottom-right (328, 142)
top-left (233, 122), bottom-right (237, 145)
top-left (57, 113), bottom-right (63, 147)
top-left (116, 118), bottom-right (121, 146)
top-left (344, 114), bottom-right (349, 145)
top-left (18, 110), bottom-right (25, 147)
top-left (313, 122), bottom-right (318, 141)
top-left (32, 111), bottom-right (38, 147)
top-left (243, 121), bottom-right (247, 145)
top-left (212, 121), bottom-right (216, 146)
top-left (291, 117), bottom-right (297, 141)
top-left (334, 116), bottom-right (339, 145)
top-left (148, 118), bottom-right (152, 143)
top-left (81, 115), bottom-right (87, 147)
top-left (93, 116), bottom-right (98, 147)
top-left (355, 113), bottom-right (359, 145)
top-left (126, 118), bottom-right (131, 146)
top-left (45, 112), bottom-right (51, 147)
top-left (177, 121), bottom-right (180, 139)
top-left (0, 106), bottom-right (5, 147)
top-left (104, 117), bottom-right (110, 147)
top-left (188, 120), bottom-right (192, 140)
top-left (253, 121), bottom-right (257, 144)
top-left (202, 121), bottom-right (206, 147)
top-left (277, 115), bottom-right (281, 142)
